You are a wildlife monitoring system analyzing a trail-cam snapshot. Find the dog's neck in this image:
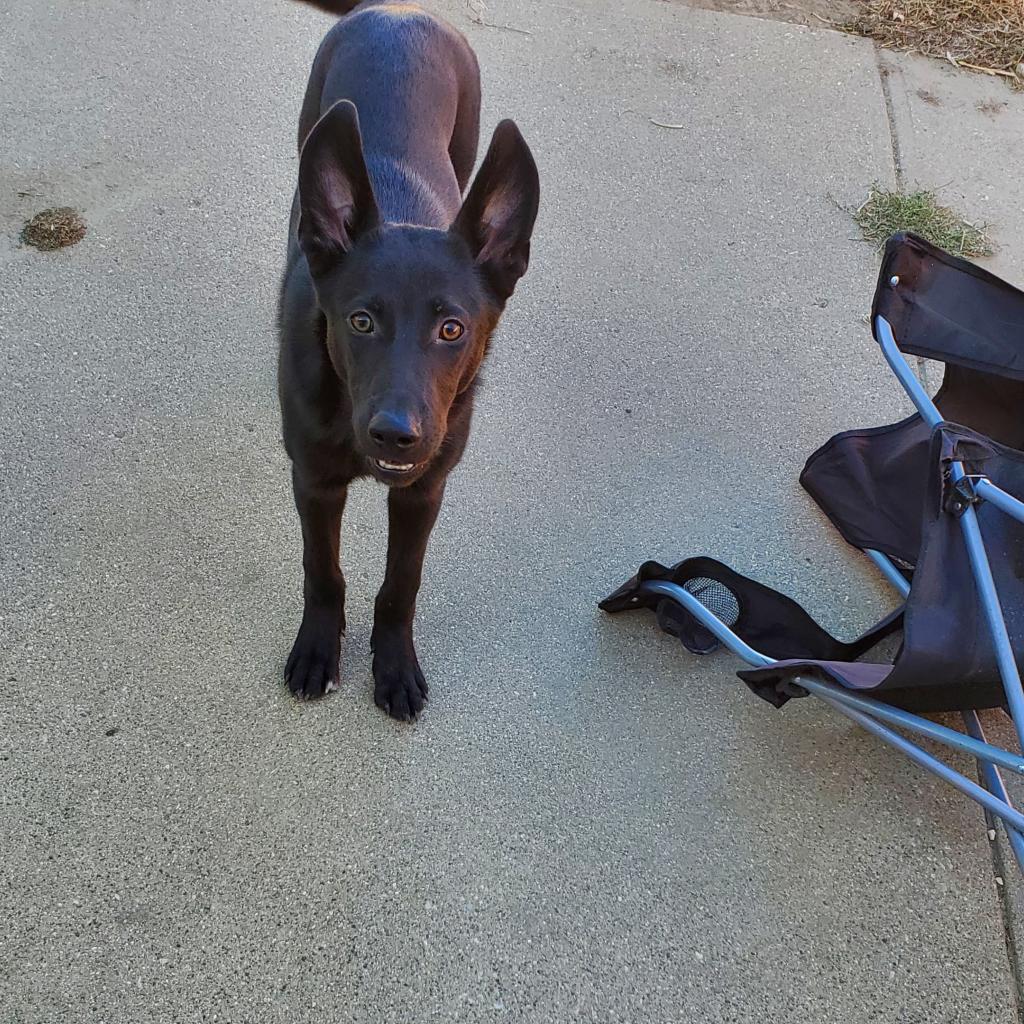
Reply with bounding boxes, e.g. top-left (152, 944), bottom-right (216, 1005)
top-left (366, 154), bottom-right (460, 230)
